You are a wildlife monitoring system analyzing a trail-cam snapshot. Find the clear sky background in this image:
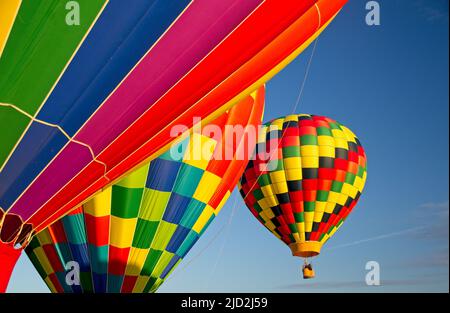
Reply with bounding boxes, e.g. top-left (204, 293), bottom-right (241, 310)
top-left (8, 0), bottom-right (449, 292)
